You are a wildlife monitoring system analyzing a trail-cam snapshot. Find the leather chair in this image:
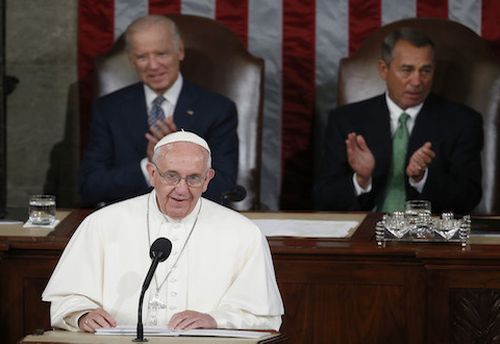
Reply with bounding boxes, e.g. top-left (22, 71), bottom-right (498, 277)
top-left (337, 18), bottom-right (500, 214)
top-left (93, 14), bottom-right (264, 210)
